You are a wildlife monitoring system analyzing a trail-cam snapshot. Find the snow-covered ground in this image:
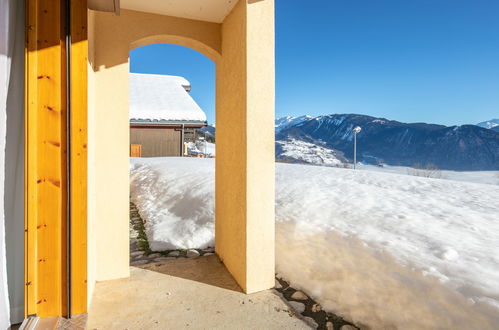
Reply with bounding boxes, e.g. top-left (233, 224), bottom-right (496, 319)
top-left (186, 141), bottom-right (215, 157)
top-left (276, 139), bottom-right (344, 166)
top-left (357, 163), bottom-right (499, 185)
top-left (130, 158), bottom-right (499, 329)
